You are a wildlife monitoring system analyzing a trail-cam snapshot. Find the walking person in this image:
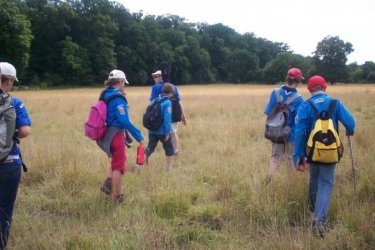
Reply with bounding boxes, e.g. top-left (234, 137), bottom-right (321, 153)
top-left (293, 75), bottom-right (355, 238)
top-left (150, 69), bottom-right (187, 155)
top-left (264, 68), bottom-right (304, 183)
top-left (97, 69), bottom-right (144, 204)
top-left (145, 83), bottom-right (175, 171)
top-left (0, 62), bottom-right (31, 249)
